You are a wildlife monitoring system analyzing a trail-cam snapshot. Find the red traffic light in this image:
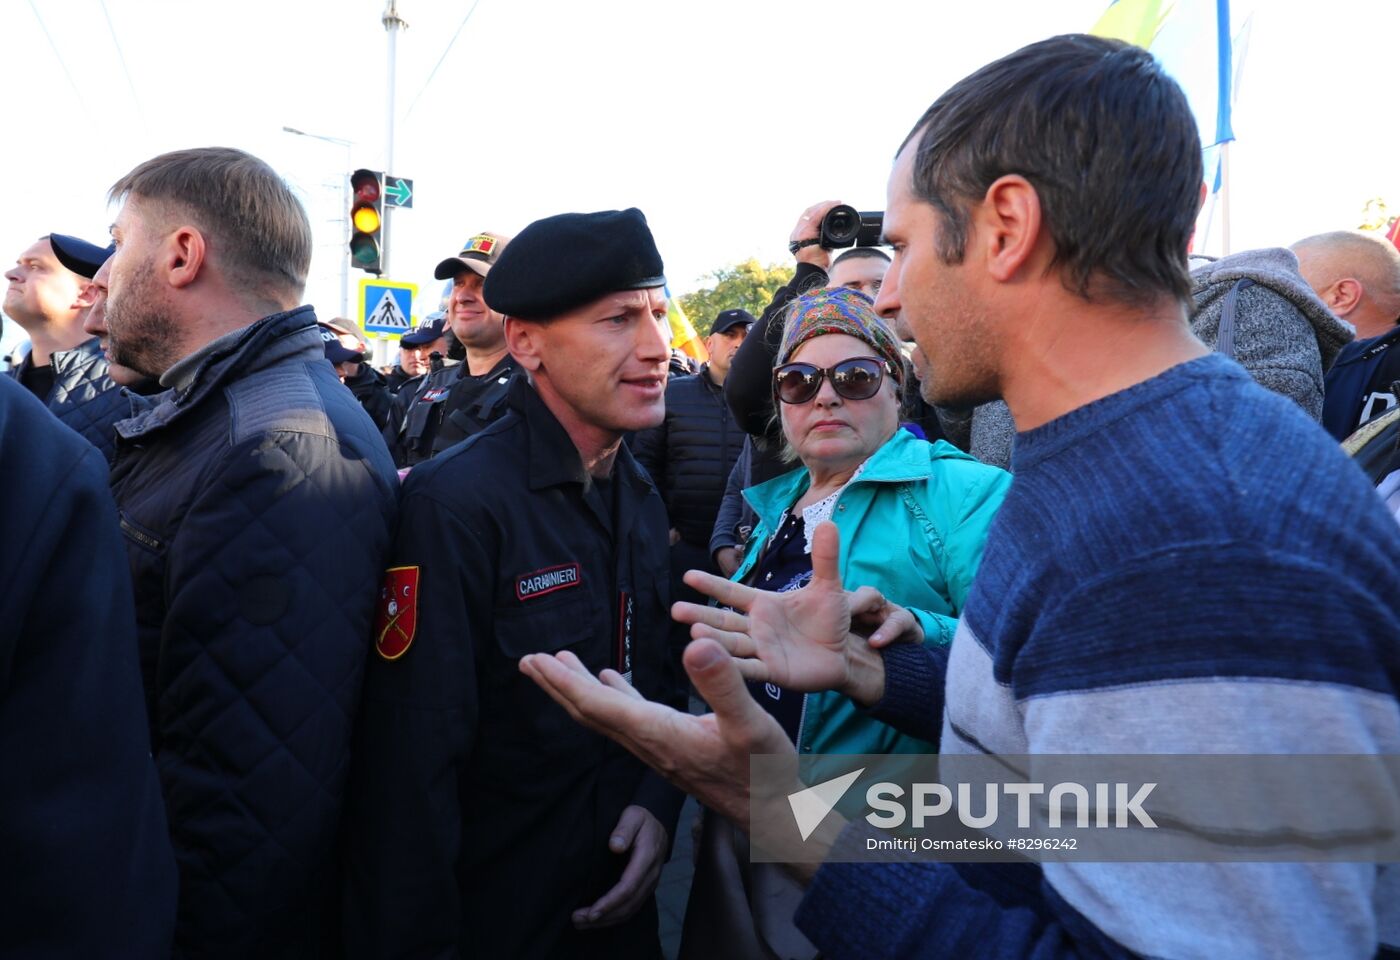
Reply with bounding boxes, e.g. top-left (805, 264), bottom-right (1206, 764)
top-left (352, 172), bottom-right (381, 205)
